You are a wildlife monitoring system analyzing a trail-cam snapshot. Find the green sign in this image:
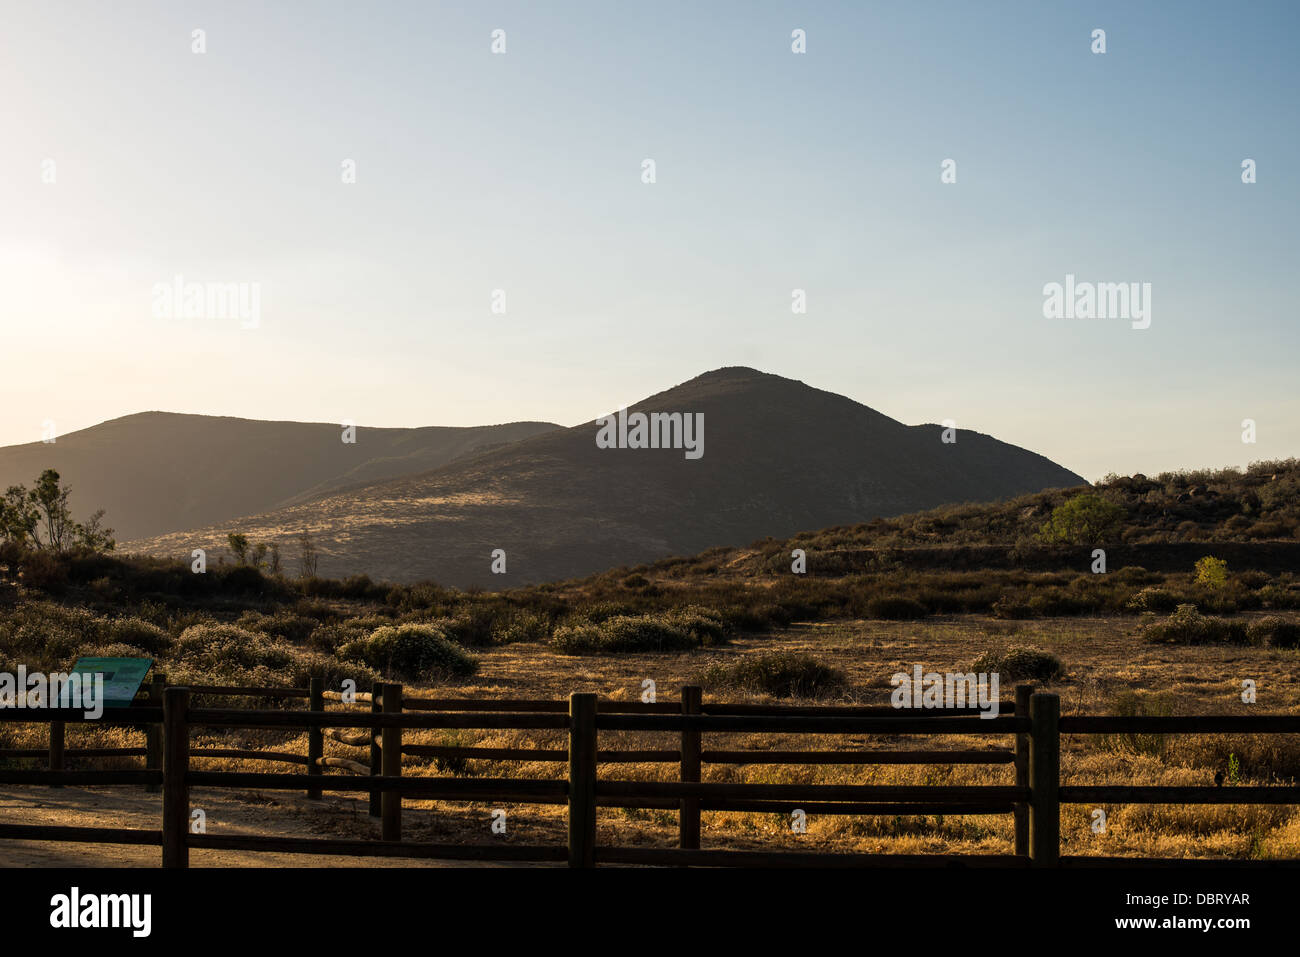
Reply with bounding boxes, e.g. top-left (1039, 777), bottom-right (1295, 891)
top-left (70, 657), bottom-right (153, 708)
